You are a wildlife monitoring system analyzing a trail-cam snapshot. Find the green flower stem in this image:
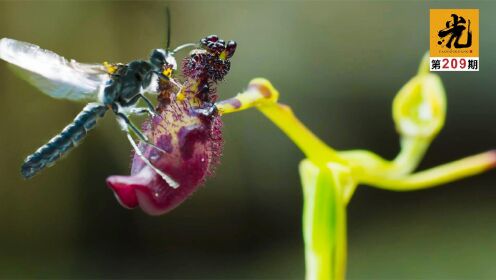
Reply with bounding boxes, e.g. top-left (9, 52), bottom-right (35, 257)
top-left (300, 160), bottom-right (350, 280)
top-left (257, 103), bottom-right (344, 165)
top-left (338, 136), bottom-right (431, 181)
top-left (218, 78), bottom-right (345, 165)
top-left (391, 136), bottom-right (431, 175)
